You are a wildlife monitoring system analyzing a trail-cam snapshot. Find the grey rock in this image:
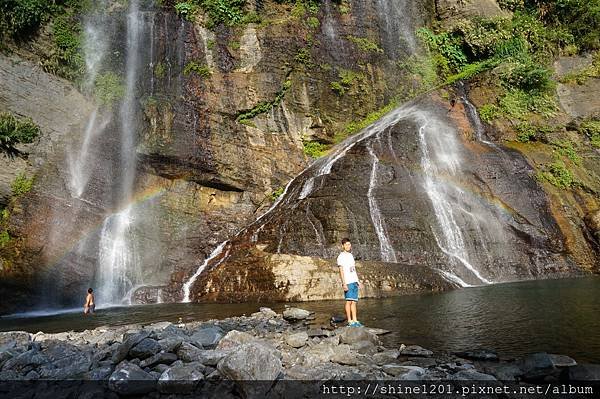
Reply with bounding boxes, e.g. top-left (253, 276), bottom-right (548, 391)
top-left (364, 328), bottom-right (391, 336)
top-left (217, 342), bottom-right (282, 396)
top-left (84, 365), bottom-right (114, 380)
top-left (2, 349), bottom-right (47, 373)
top-left (0, 332), bottom-right (30, 349)
top-left (351, 340), bottom-right (377, 355)
top-left (195, 349), bottom-right (232, 366)
top-left (400, 345), bottom-right (433, 357)
top-left (129, 338), bottom-right (161, 360)
top-left (306, 328), bottom-right (331, 338)
top-left (400, 358), bottom-right (438, 368)
top-left (24, 370), bottom-right (40, 379)
top-left (216, 330), bottom-right (255, 350)
top-left (483, 363), bottom-right (522, 381)
top-left (338, 327), bottom-right (379, 345)
top-left (158, 362), bottom-right (204, 394)
top-left (285, 332), bottom-right (308, 348)
top-left (519, 352), bottom-right (556, 380)
top-left (330, 345), bottom-right (359, 366)
top-left (303, 343), bottom-right (338, 366)
top-left (153, 363), bottom-right (170, 374)
top-left (383, 364), bottom-right (425, 378)
top-left (157, 336), bottom-right (183, 353)
top-left (139, 352), bottom-right (178, 368)
top-left (455, 349), bottom-right (498, 361)
top-left (282, 307), bottom-right (311, 321)
top-left (190, 326), bottom-right (224, 348)
top-left (177, 342), bottom-right (204, 362)
top-left (549, 354), bottom-right (577, 367)
top-left (111, 330), bottom-right (150, 363)
top-left (373, 349), bottom-right (400, 365)
top-left (562, 364), bottom-right (600, 381)
top-left (38, 349), bottom-right (92, 379)
top-left (451, 369), bottom-right (497, 380)
top-left (108, 362), bottom-right (156, 395)
top-left (259, 307), bottom-right (278, 318)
